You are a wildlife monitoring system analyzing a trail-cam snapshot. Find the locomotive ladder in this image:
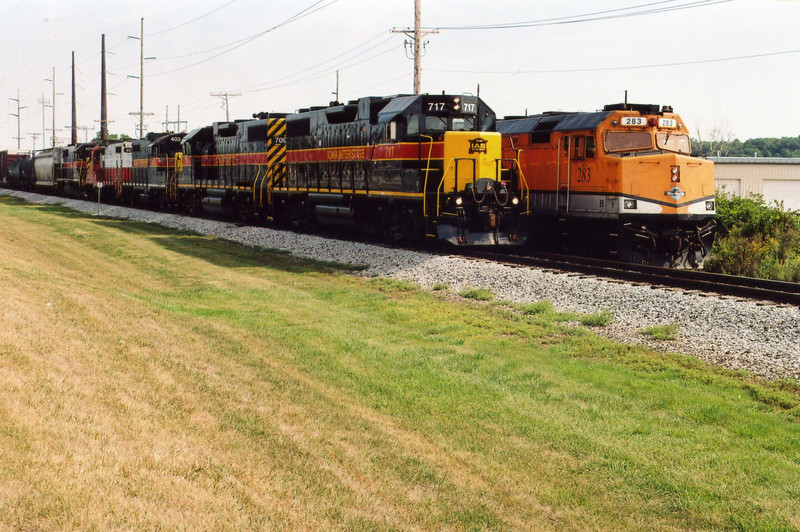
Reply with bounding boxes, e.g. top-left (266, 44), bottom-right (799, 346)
top-left (166, 153), bottom-right (181, 203)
